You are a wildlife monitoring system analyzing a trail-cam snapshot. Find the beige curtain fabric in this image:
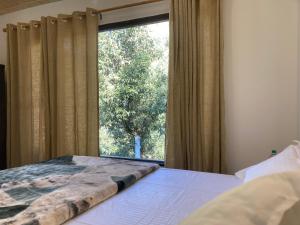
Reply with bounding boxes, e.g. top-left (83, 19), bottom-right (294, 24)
top-left (166, 0), bottom-right (225, 173)
top-left (6, 8), bottom-right (99, 168)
